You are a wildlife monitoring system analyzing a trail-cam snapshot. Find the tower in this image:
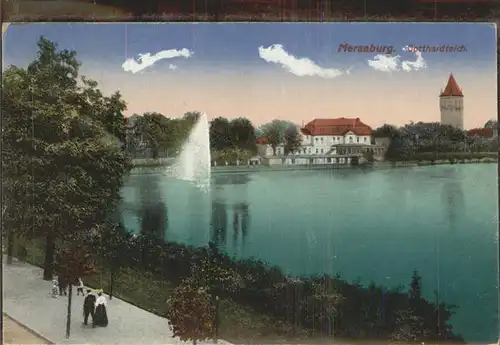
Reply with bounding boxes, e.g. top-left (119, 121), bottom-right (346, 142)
top-left (439, 73), bottom-right (464, 130)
